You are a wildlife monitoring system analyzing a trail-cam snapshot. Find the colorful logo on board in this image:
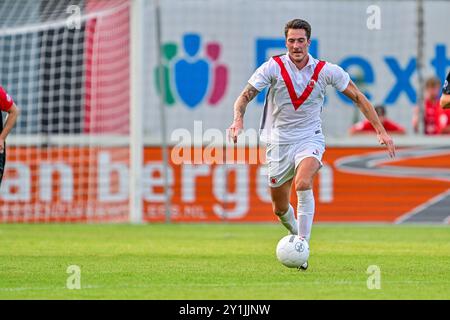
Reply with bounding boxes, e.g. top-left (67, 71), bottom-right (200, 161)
top-left (154, 33), bottom-right (228, 108)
